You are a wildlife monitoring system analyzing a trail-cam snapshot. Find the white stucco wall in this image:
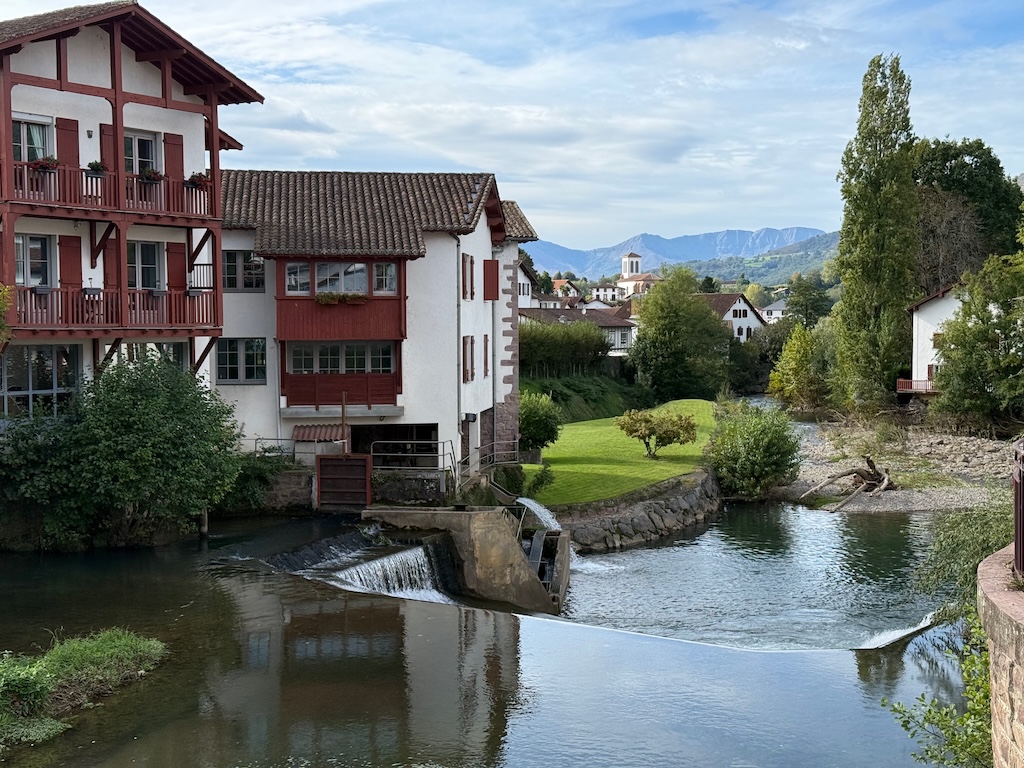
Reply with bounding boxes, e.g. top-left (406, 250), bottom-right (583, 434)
top-left (911, 292), bottom-right (960, 381)
top-left (724, 297), bottom-right (764, 342)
